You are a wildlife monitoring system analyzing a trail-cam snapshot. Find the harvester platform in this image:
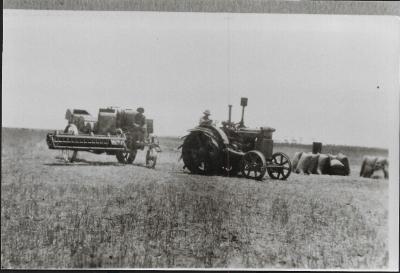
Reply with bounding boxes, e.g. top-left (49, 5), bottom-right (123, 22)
top-left (46, 131), bottom-right (127, 152)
